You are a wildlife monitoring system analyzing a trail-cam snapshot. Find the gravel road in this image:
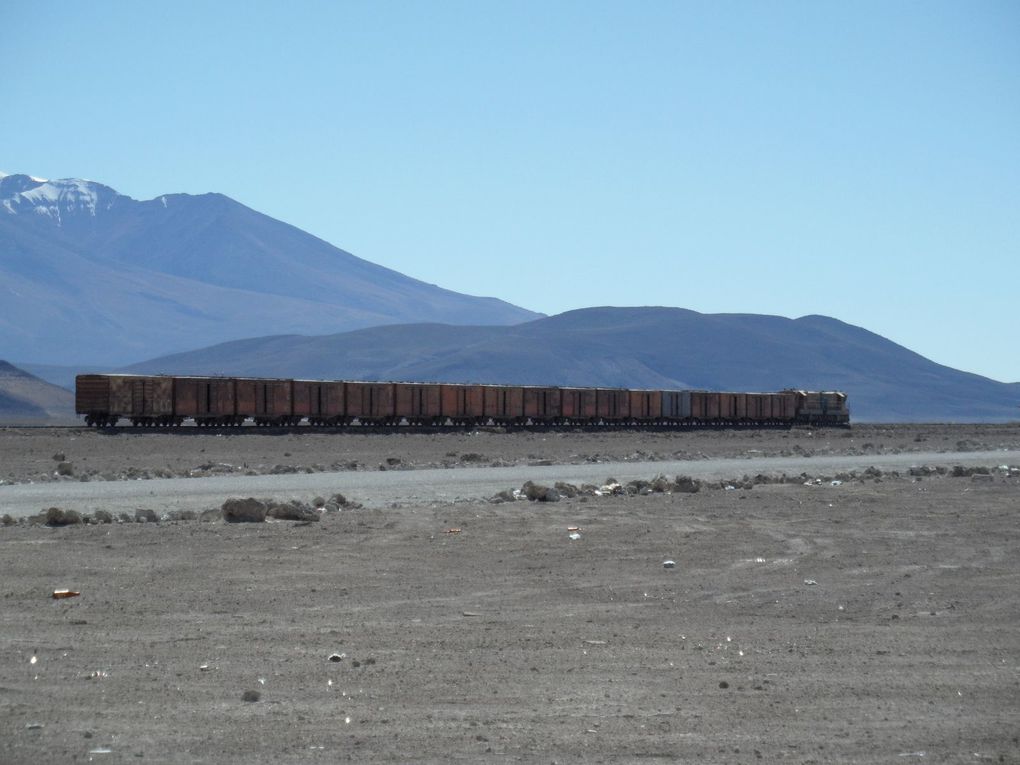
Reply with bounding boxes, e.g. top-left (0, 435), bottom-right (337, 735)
top-left (2, 449), bottom-right (1016, 518)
